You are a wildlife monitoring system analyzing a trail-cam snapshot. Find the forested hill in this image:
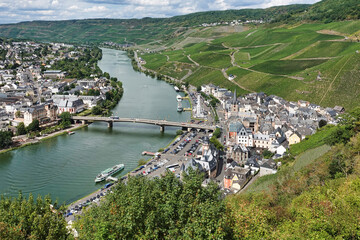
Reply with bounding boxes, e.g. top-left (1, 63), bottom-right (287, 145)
top-left (0, 5), bottom-right (309, 44)
top-left (305, 0), bottom-right (360, 22)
